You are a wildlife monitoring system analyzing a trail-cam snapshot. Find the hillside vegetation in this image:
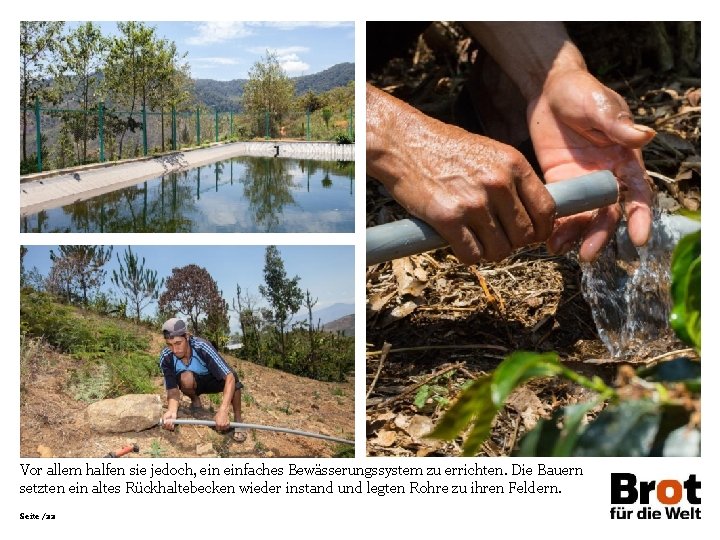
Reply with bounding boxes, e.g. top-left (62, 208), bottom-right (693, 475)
top-left (20, 289), bottom-right (354, 458)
